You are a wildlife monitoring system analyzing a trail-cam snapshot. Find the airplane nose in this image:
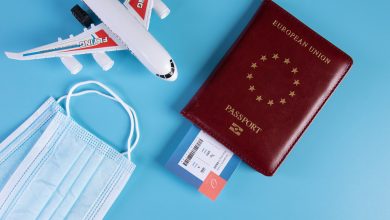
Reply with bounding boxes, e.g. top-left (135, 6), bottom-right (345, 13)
top-left (156, 59), bottom-right (178, 82)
